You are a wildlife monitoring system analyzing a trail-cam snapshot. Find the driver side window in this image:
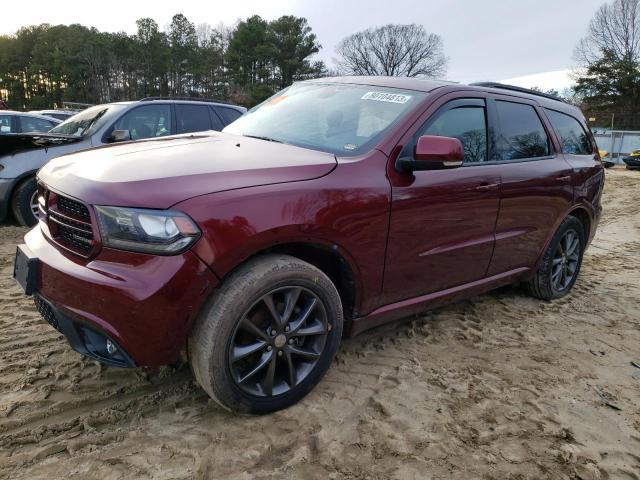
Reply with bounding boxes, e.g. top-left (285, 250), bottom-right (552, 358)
top-left (114, 105), bottom-right (172, 140)
top-left (402, 102), bottom-right (489, 163)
